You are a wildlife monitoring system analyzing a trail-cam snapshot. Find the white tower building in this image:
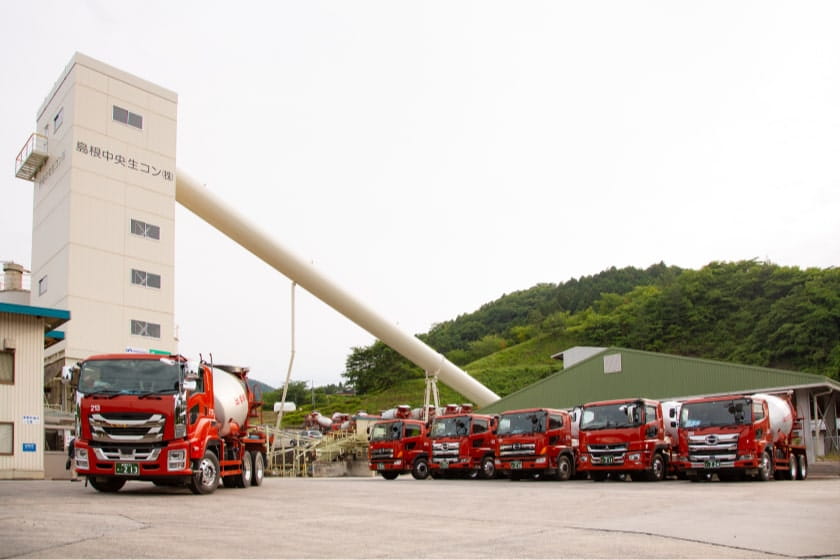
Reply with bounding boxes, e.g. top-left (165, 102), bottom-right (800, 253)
top-left (15, 52), bottom-right (178, 375)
